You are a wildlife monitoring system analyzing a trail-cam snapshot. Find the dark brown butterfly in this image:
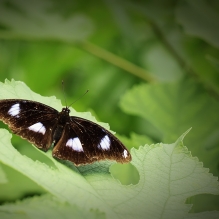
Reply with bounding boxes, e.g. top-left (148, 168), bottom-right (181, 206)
top-left (0, 99), bottom-right (131, 166)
